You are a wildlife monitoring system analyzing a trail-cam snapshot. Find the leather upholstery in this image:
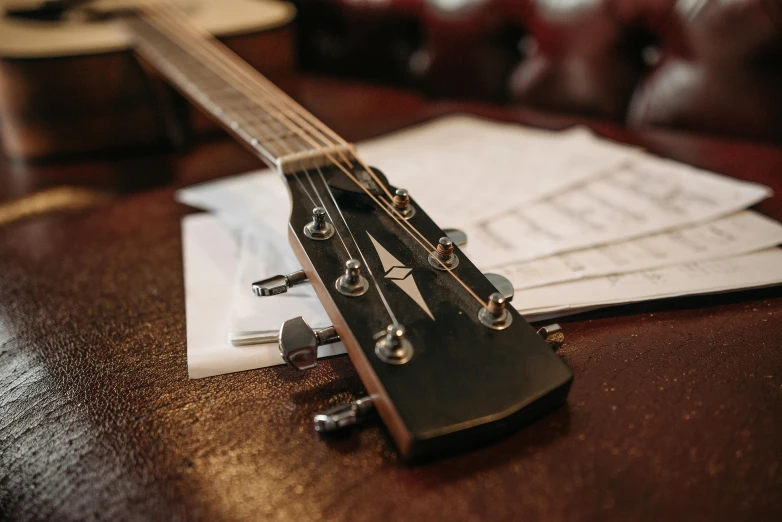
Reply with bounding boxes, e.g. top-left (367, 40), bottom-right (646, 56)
top-left (293, 0), bottom-right (782, 142)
